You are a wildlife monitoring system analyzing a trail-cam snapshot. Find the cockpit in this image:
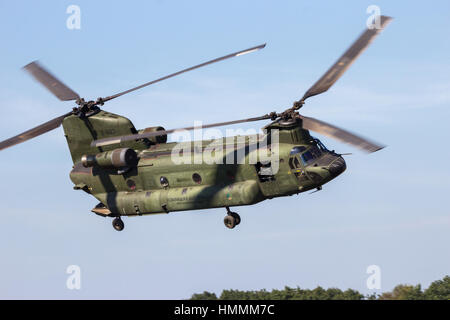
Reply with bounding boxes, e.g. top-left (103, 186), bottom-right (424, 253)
top-left (288, 137), bottom-right (346, 190)
top-left (289, 138), bottom-right (329, 166)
